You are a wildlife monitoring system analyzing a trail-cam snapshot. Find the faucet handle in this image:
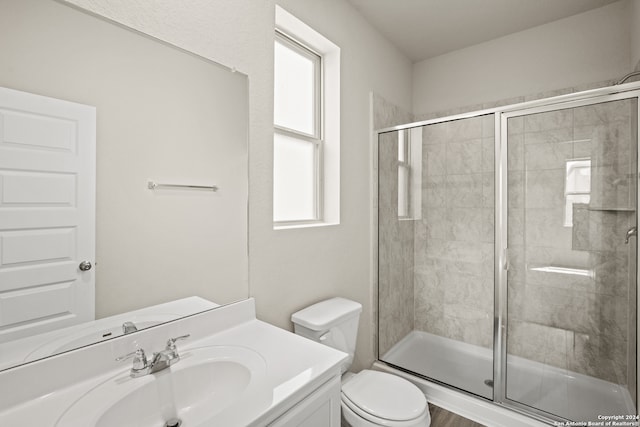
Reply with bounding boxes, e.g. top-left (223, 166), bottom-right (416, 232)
top-left (166, 334), bottom-right (190, 350)
top-left (122, 321), bottom-right (138, 334)
top-left (116, 348), bottom-right (148, 371)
